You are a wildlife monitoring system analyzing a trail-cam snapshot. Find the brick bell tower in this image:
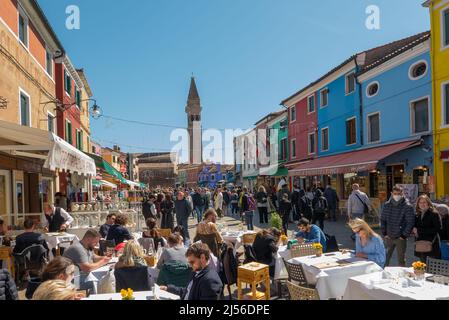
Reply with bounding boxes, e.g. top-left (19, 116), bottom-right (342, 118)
top-left (185, 77), bottom-right (202, 164)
